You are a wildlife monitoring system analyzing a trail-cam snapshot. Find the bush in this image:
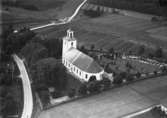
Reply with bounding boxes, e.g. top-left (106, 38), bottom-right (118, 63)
top-left (151, 17), bottom-right (159, 22)
top-left (101, 77), bottom-right (111, 90)
top-left (136, 72), bottom-right (141, 78)
top-left (68, 88), bottom-right (76, 98)
top-left (51, 91), bottom-right (63, 98)
top-left (87, 81), bottom-right (101, 93)
top-left (78, 84), bottom-right (87, 96)
top-left (83, 7), bottom-right (103, 18)
top-left (113, 72), bottom-right (127, 85)
top-left (126, 74), bottom-right (135, 82)
top-left (113, 76), bottom-right (123, 85)
top-left (38, 90), bottom-right (50, 108)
